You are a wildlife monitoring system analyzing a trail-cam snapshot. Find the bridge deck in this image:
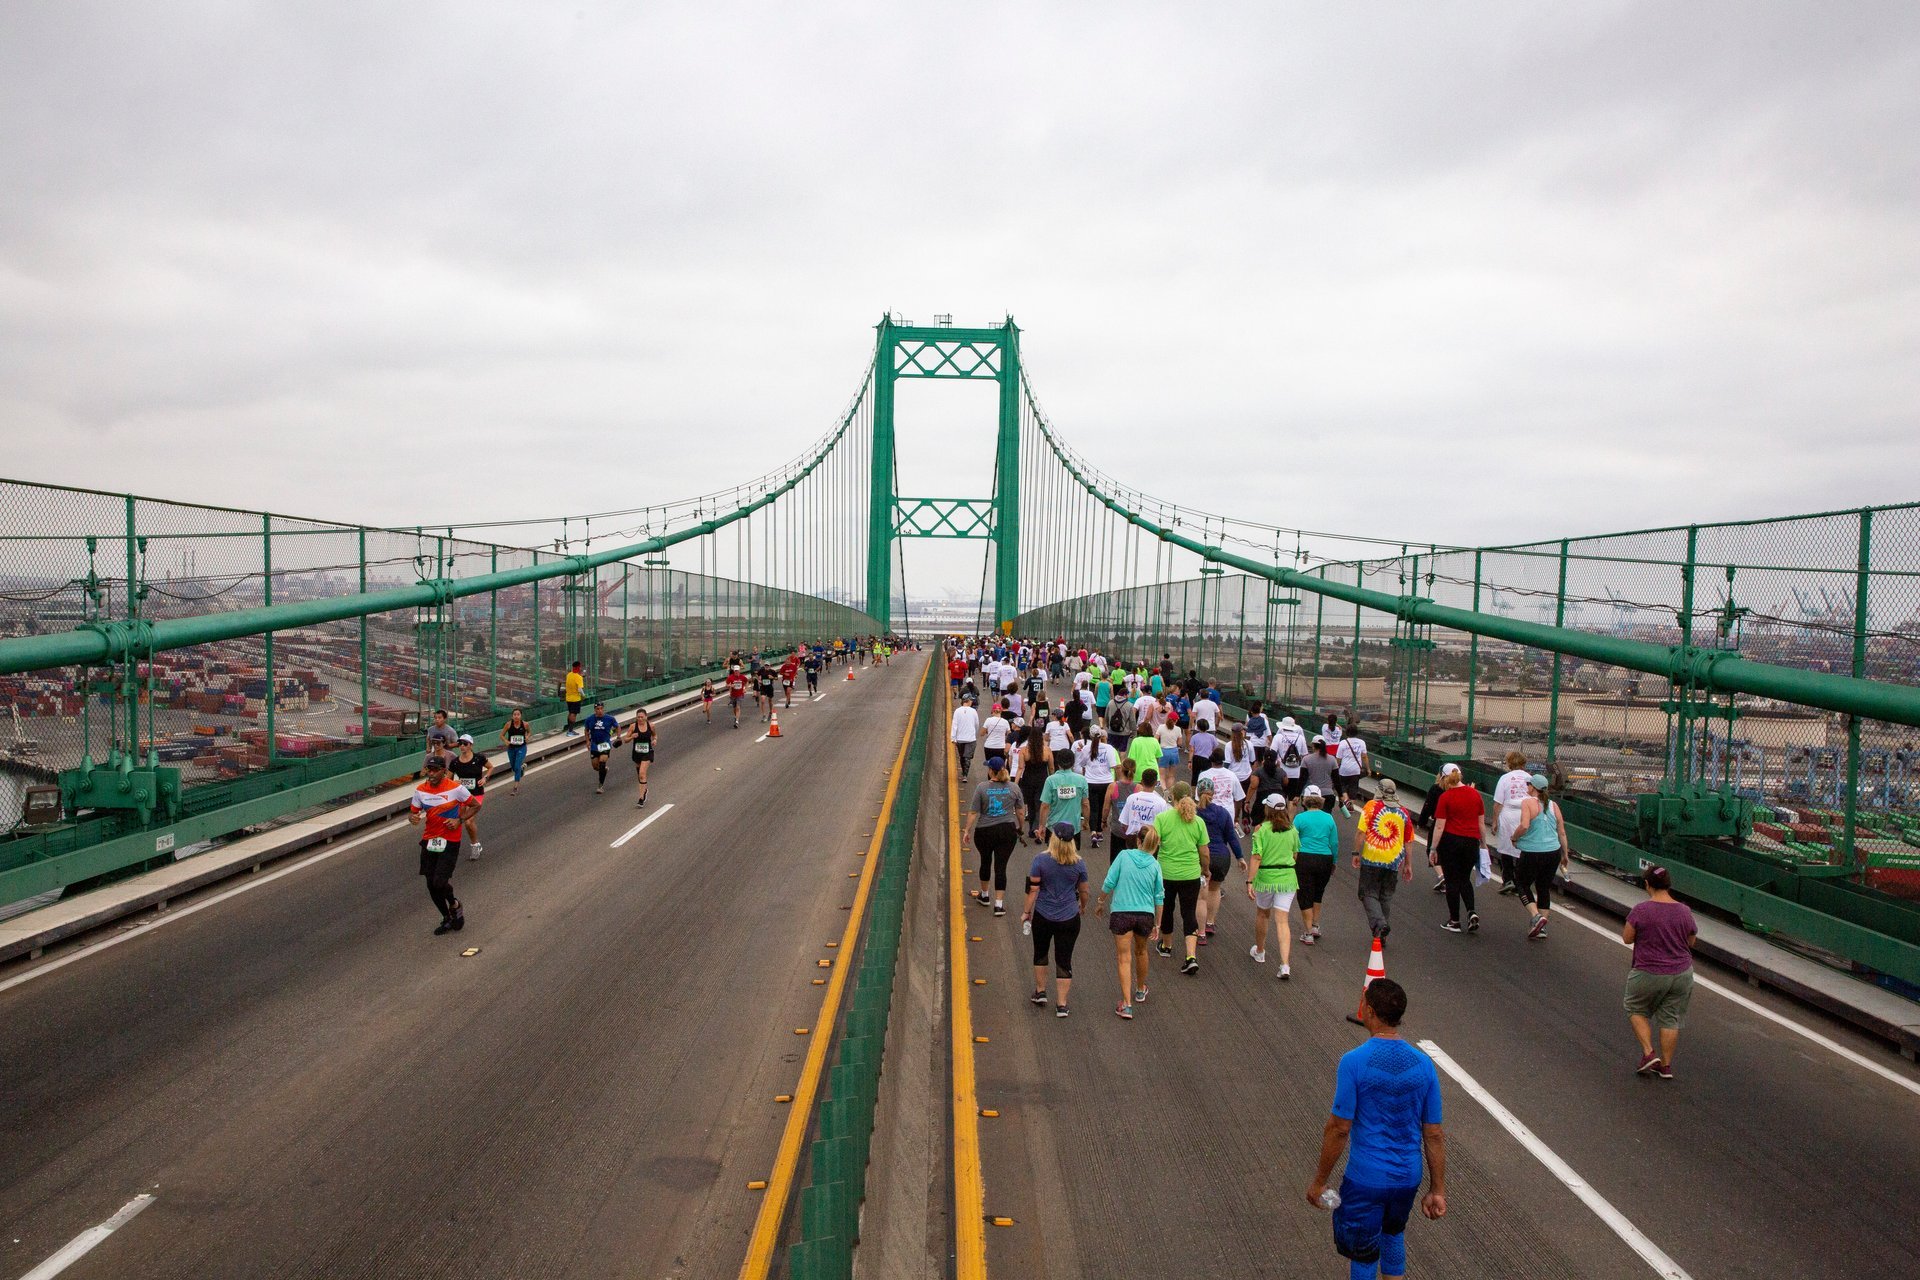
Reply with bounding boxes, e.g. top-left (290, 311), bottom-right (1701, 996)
top-left (0, 658), bottom-right (920, 1280)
